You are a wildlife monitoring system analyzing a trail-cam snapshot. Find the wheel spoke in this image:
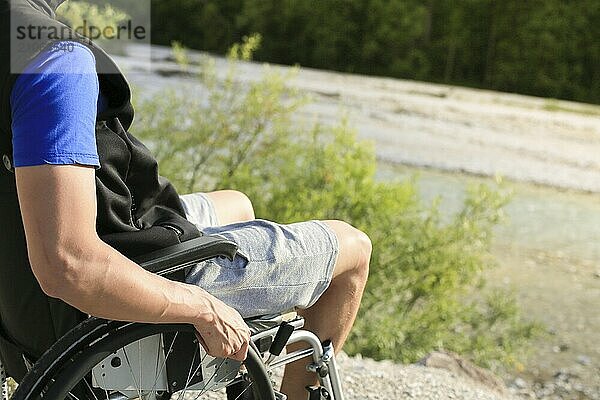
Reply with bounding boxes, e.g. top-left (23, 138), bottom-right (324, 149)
top-left (138, 340), bottom-right (142, 397)
top-left (83, 376), bottom-right (100, 400)
top-left (148, 332), bottom-right (179, 395)
top-left (122, 347), bottom-right (143, 399)
top-left (232, 381), bottom-right (254, 400)
top-left (154, 335), bottom-right (161, 394)
top-left (66, 391), bottom-right (82, 400)
top-left (191, 358), bottom-right (226, 400)
top-left (176, 344), bottom-right (199, 400)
